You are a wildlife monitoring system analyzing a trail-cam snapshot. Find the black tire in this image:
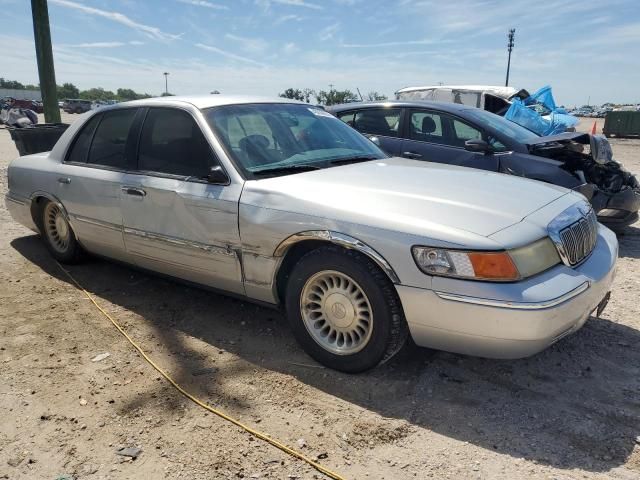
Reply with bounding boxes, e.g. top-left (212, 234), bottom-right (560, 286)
top-left (40, 200), bottom-right (85, 264)
top-left (285, 245), bottom-right (408, 373)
